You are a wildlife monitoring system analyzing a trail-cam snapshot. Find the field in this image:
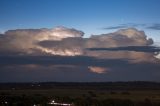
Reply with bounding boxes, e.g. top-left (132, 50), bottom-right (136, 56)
top-left (0, 82), bottom-right (160, 106)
